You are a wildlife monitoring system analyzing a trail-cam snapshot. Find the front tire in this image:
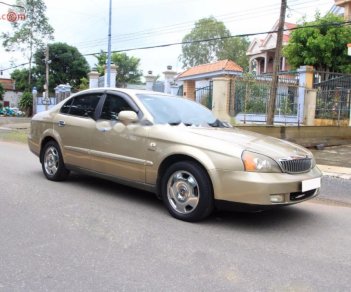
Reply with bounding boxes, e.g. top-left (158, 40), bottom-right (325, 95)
top-left (161, 161), bottom-right (214, 222)
top-left (41, 141), bottom-right (69, 181)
